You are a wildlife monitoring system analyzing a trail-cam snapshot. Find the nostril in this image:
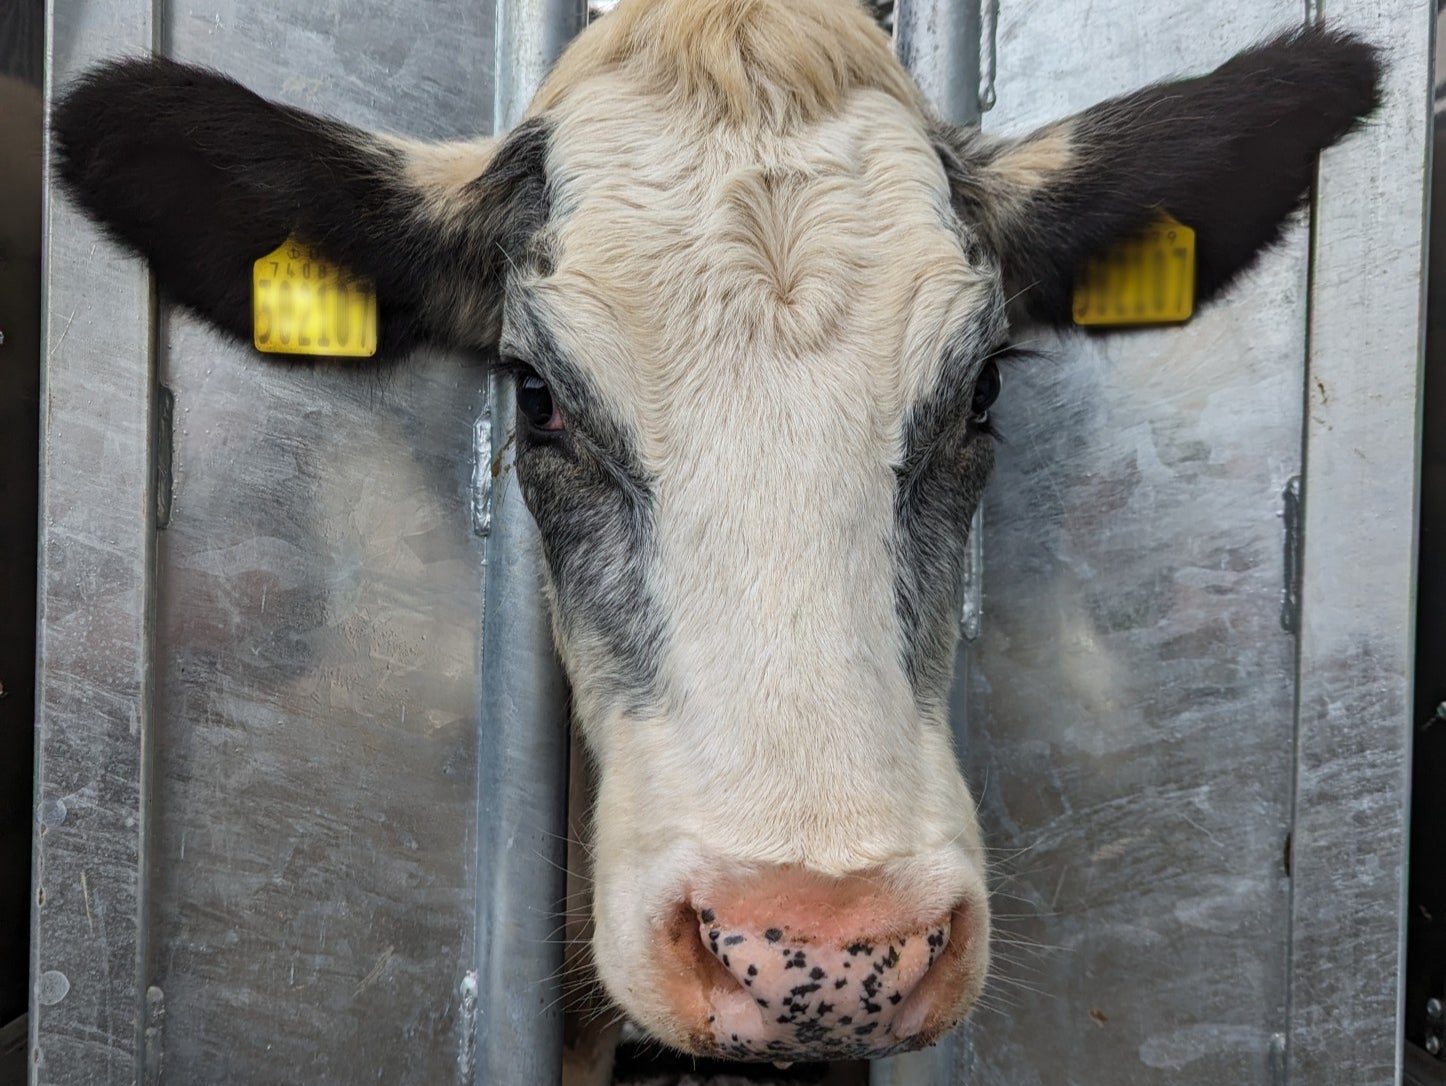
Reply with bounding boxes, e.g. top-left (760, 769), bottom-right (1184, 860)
top-left (693, 906), bottom-right (757, 998)
top-left (891, 902), bottom-right (984, 1042)
top-left (697, 908), bottom-right (753, 984)
top-left (645, 870), bottom-right (989, 1062)
top-left (689, 901), bottom-right (951, 1060)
